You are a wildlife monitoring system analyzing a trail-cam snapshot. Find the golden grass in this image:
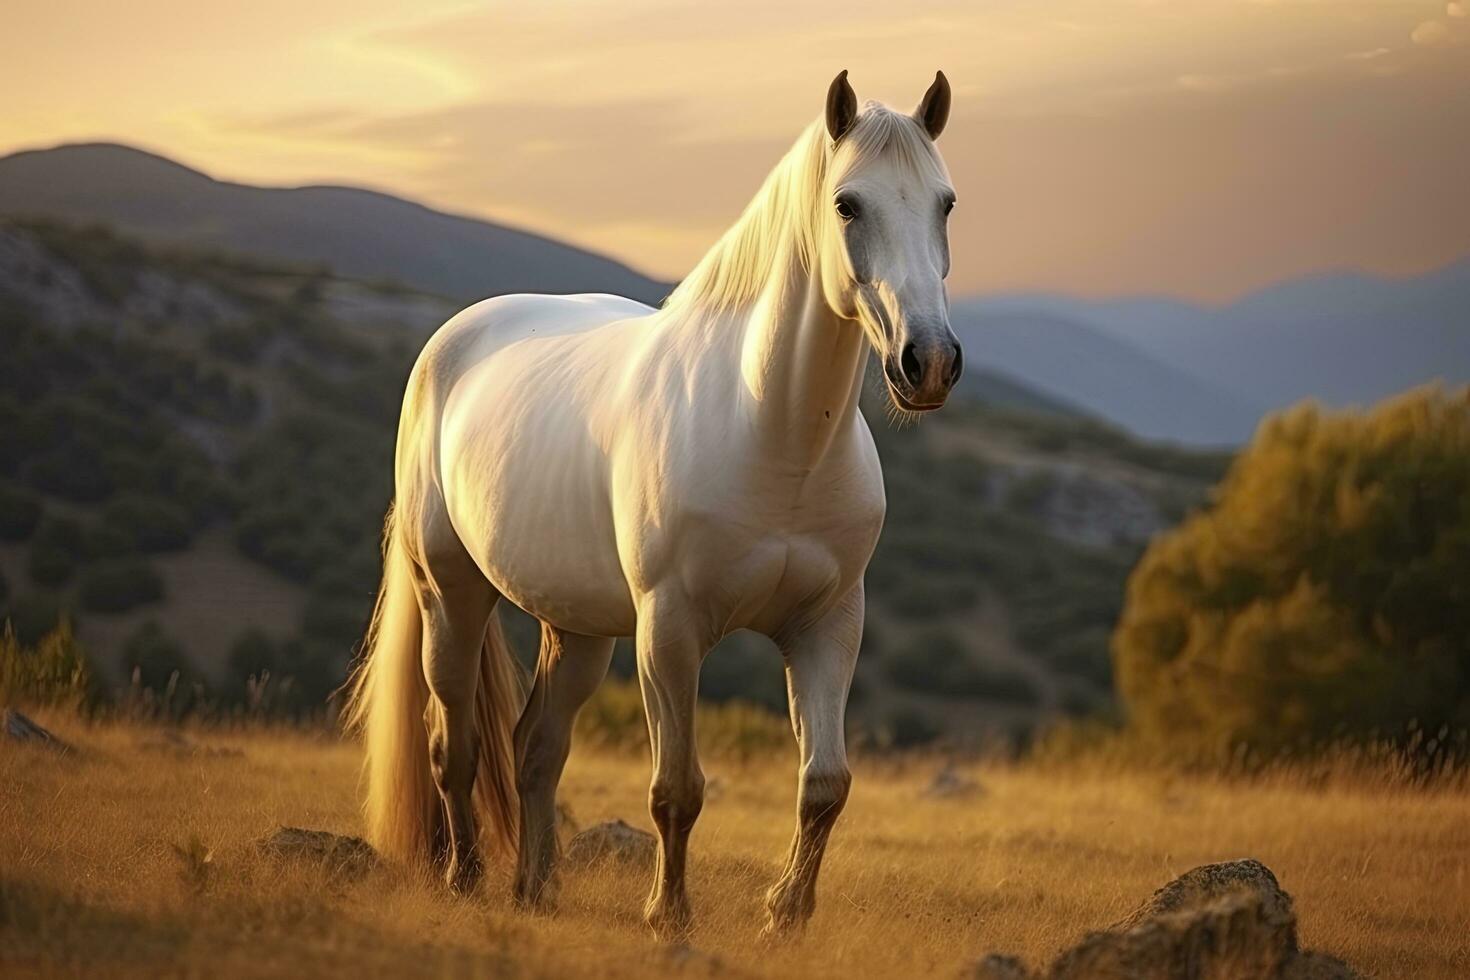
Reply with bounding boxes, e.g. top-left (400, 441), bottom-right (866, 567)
top-left (3, 713), bottom-right (1467, 979)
